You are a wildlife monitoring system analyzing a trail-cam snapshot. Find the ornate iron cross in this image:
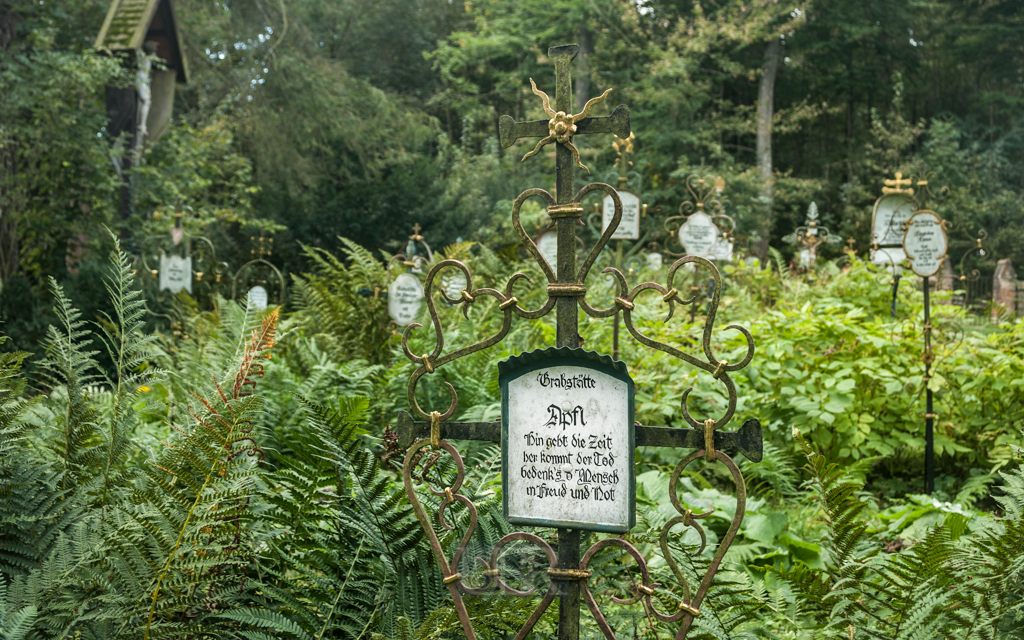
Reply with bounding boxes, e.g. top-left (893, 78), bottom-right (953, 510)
top-left (398, 43), bottom-right (760, 640)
